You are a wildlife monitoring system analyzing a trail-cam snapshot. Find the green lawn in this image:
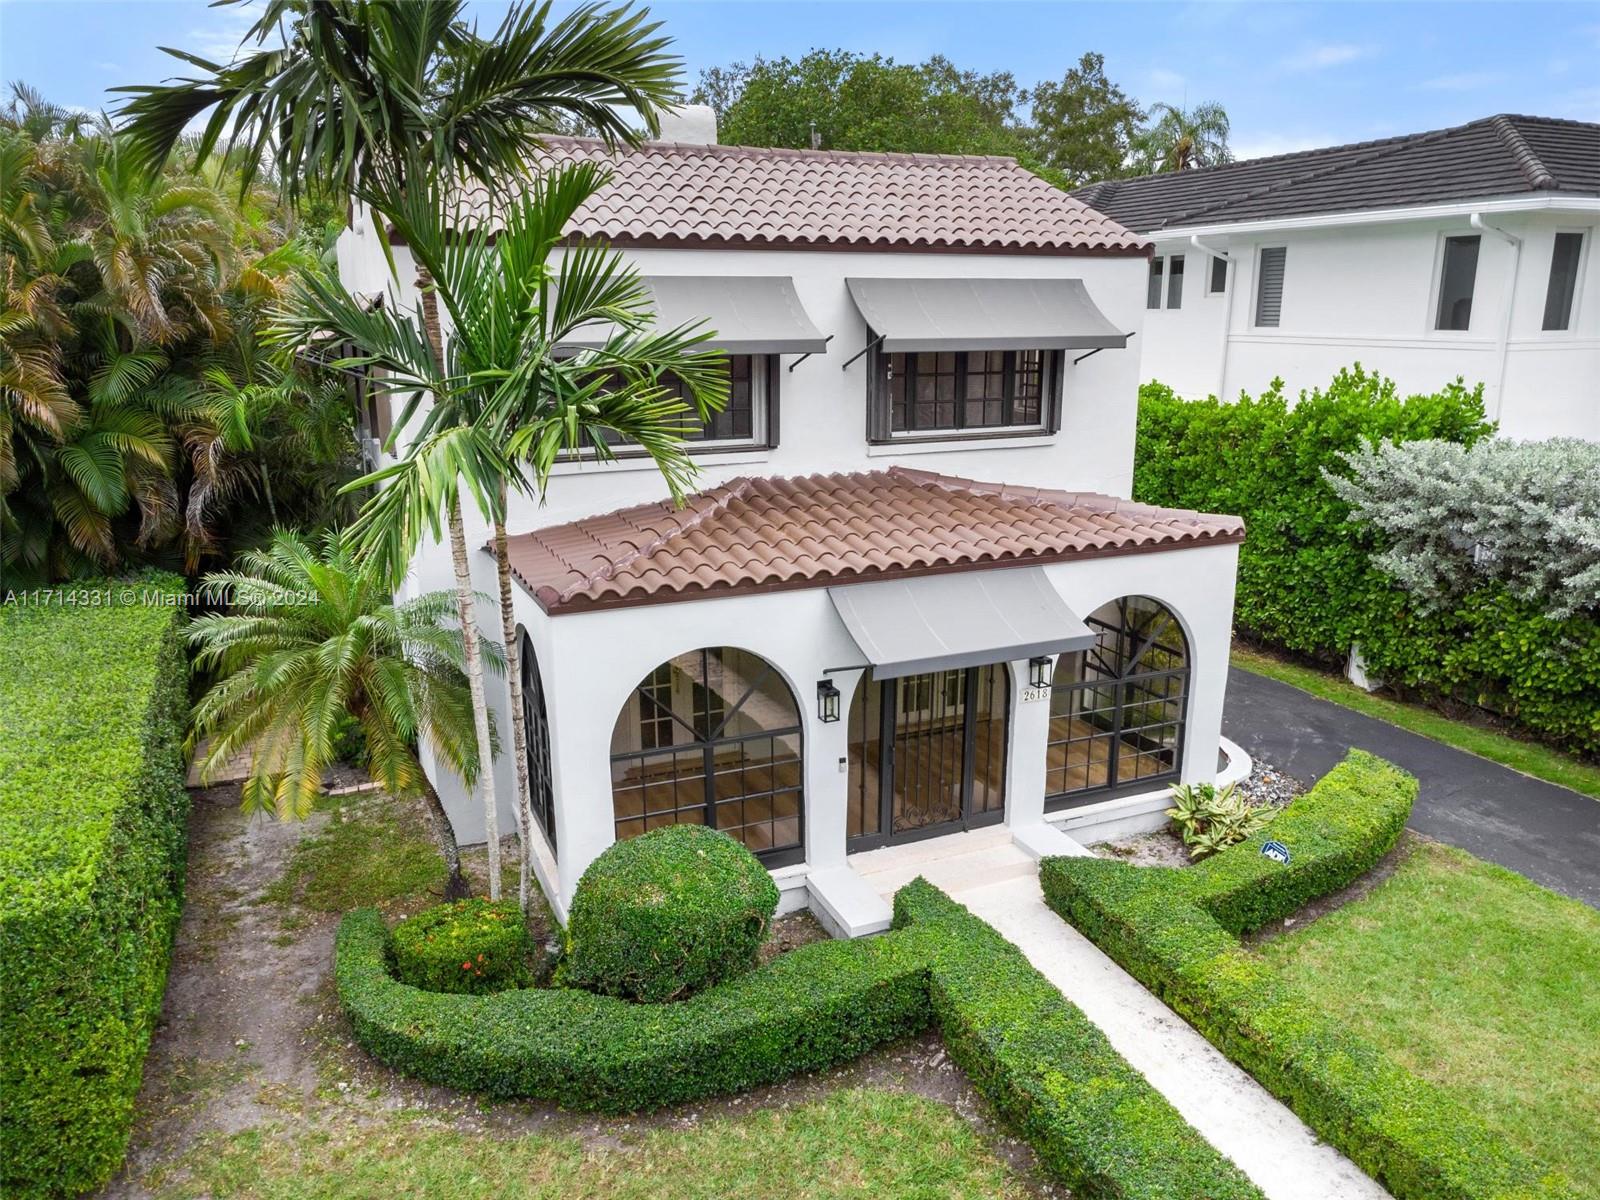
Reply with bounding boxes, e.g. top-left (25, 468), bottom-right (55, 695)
top-left (1260, 841), bottom-right (1600, 1196)
top-left (1231, 645), bottom-right (1600, 801)
top-left (162, 1088), bottom-right (1034, 1200)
